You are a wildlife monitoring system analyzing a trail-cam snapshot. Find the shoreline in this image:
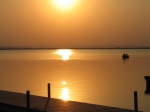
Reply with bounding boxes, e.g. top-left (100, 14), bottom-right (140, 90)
top-left (0, 47), bottom-right (150, 50)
